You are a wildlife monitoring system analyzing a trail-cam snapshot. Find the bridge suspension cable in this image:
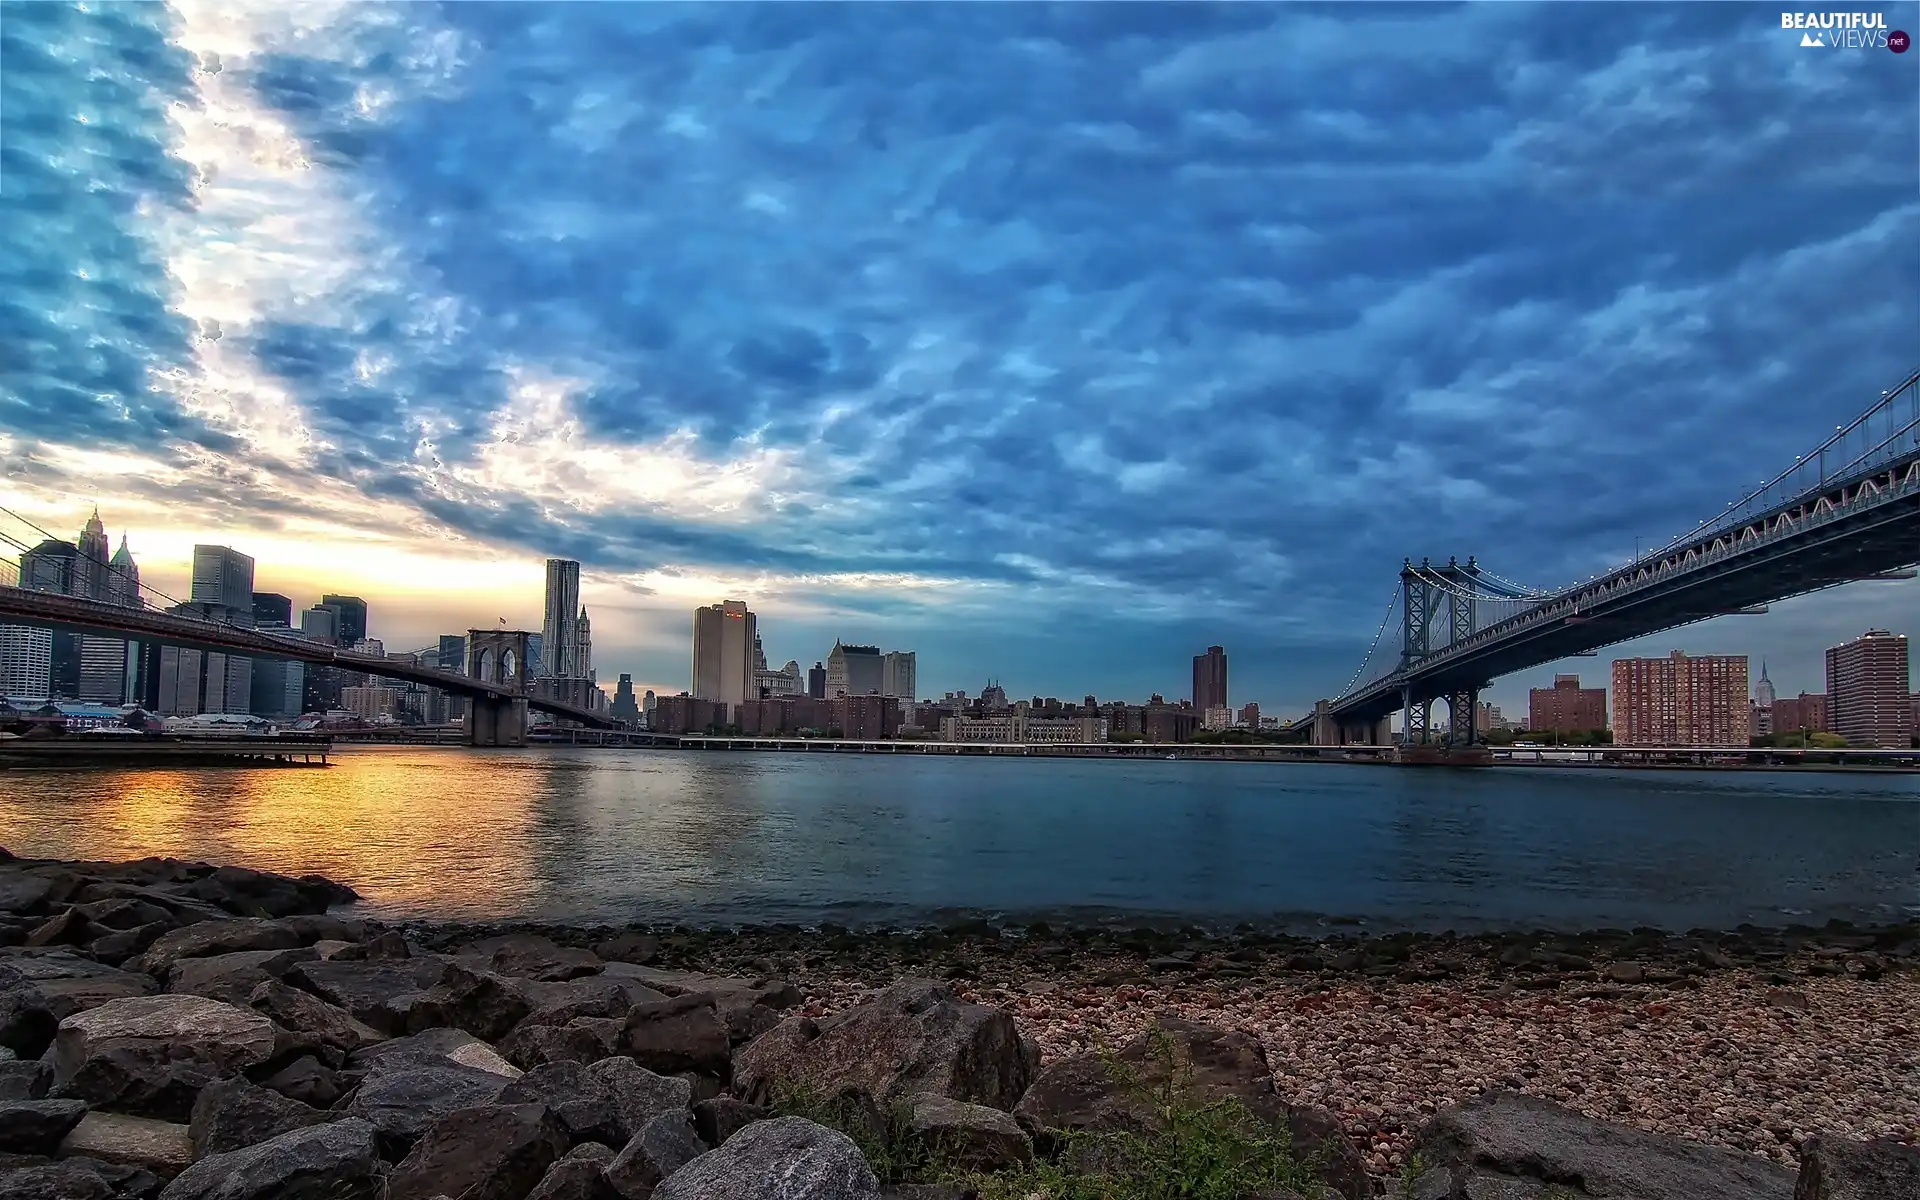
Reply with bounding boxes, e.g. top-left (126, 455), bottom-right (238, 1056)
top-left (1465, 567), bottom-right (1554, 599)
top-left (0, 502), bottom-right (194, 613)
top-left (1337, 586), bottom-right (1401, 699)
